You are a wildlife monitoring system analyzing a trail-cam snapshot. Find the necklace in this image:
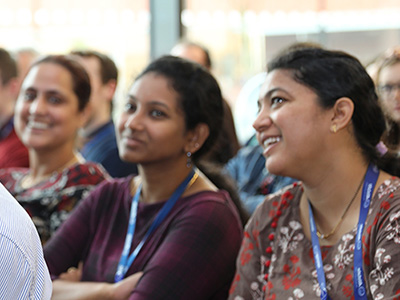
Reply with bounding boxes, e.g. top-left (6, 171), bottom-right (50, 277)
top-left (21, 154), bottom-right (80, 189)
top-left (308, 174), bottom-right (365, 240)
